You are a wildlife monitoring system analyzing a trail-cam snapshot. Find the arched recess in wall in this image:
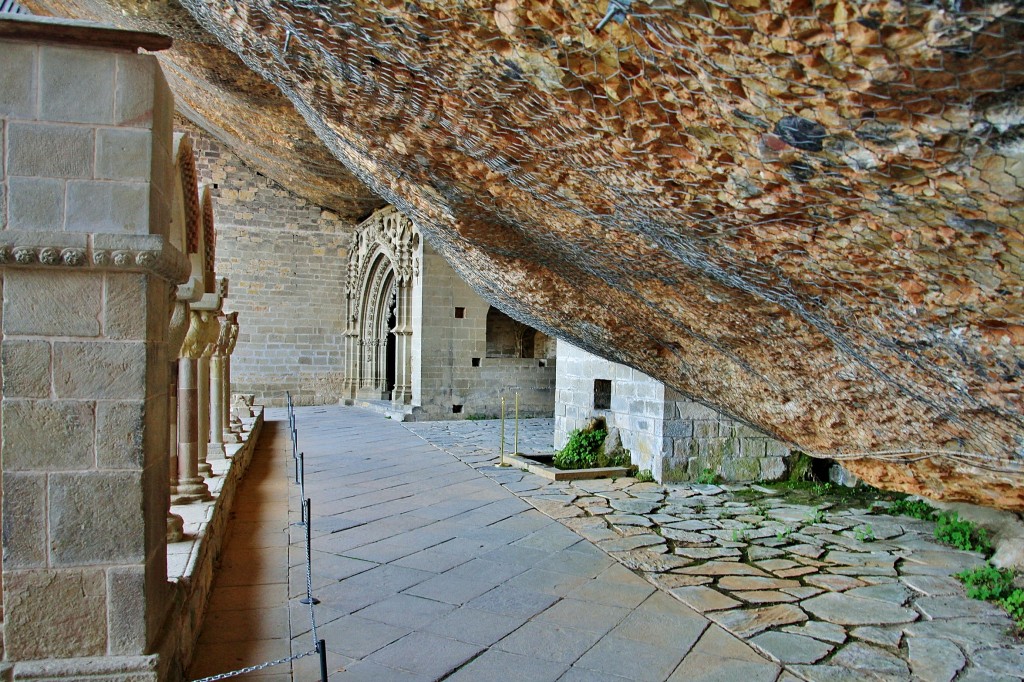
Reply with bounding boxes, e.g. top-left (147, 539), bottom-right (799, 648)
top-left (343, 207), bottom-right (418, 404)
top-left (485, 307), bottom-right (553, 359)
